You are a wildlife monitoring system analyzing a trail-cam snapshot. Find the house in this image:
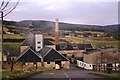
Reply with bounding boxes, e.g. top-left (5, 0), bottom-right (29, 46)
top-left (77, 48), bottom-right (120, 70)
top-left (15, 32), bottom-right (70, 69)
top-left (56, 43), bottom-right (93, 63)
